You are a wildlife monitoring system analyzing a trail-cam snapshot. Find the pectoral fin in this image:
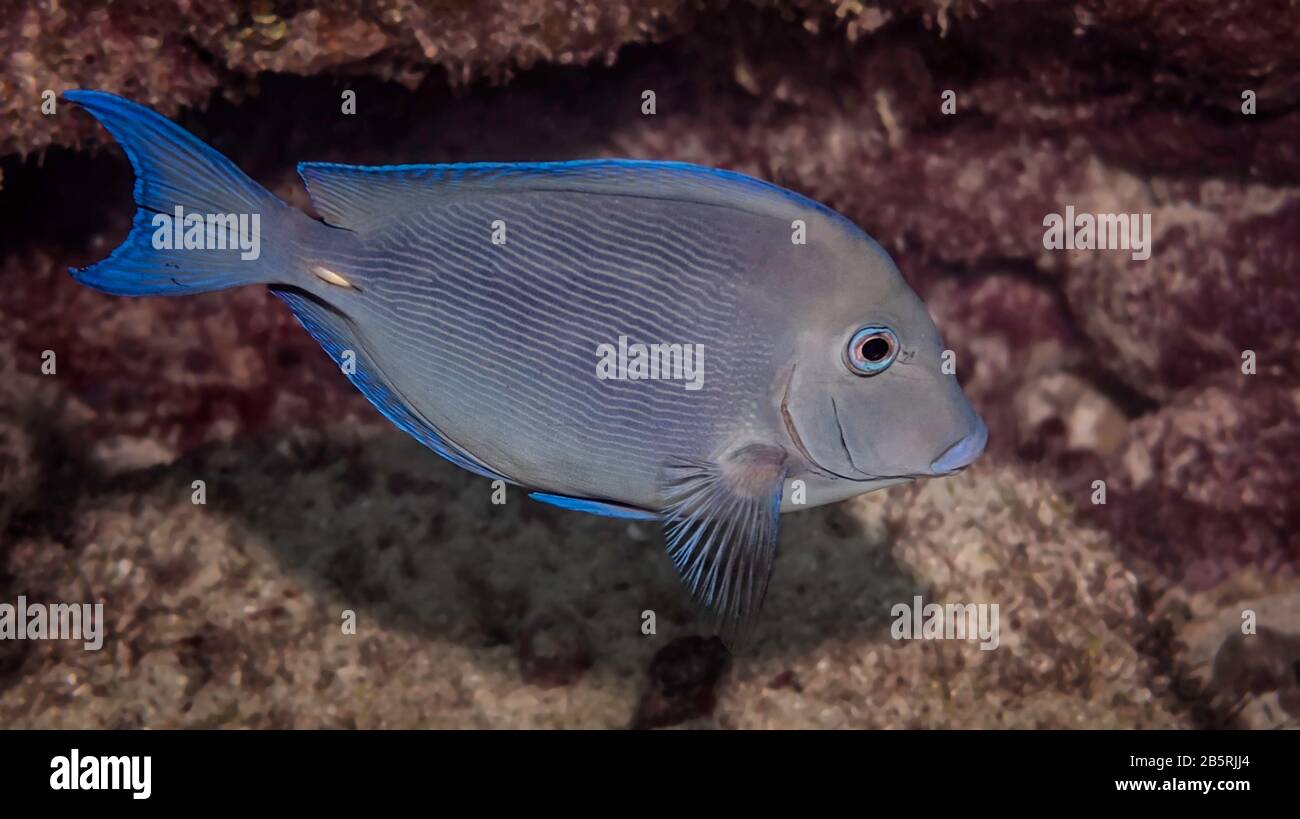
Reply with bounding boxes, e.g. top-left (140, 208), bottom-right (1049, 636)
top-left (660, 444), bottom-right (788, 642)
